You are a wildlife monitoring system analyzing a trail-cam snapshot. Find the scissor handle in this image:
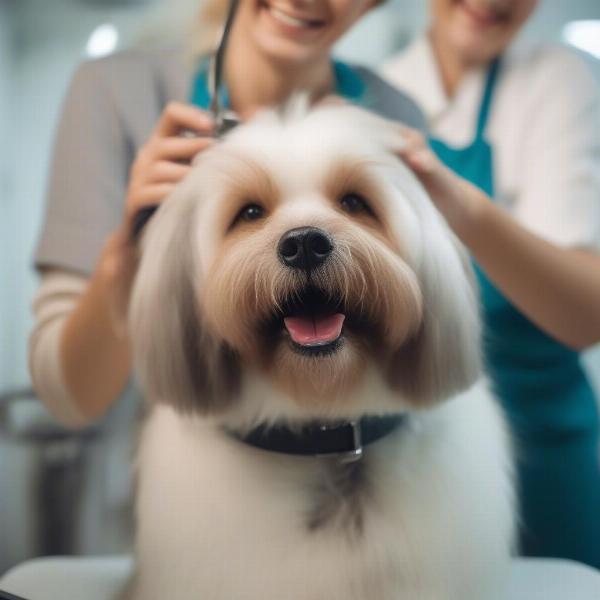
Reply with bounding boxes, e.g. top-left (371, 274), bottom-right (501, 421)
top-left (131, 204), bottom-right (160, 240)
top-left (132, 0), bottom-right (240, 242)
